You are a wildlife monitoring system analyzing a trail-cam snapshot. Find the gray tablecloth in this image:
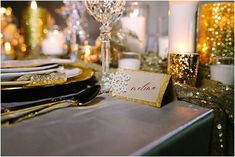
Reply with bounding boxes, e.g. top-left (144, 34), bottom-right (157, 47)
top-left (1, 94), bottom-right (213, 156)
